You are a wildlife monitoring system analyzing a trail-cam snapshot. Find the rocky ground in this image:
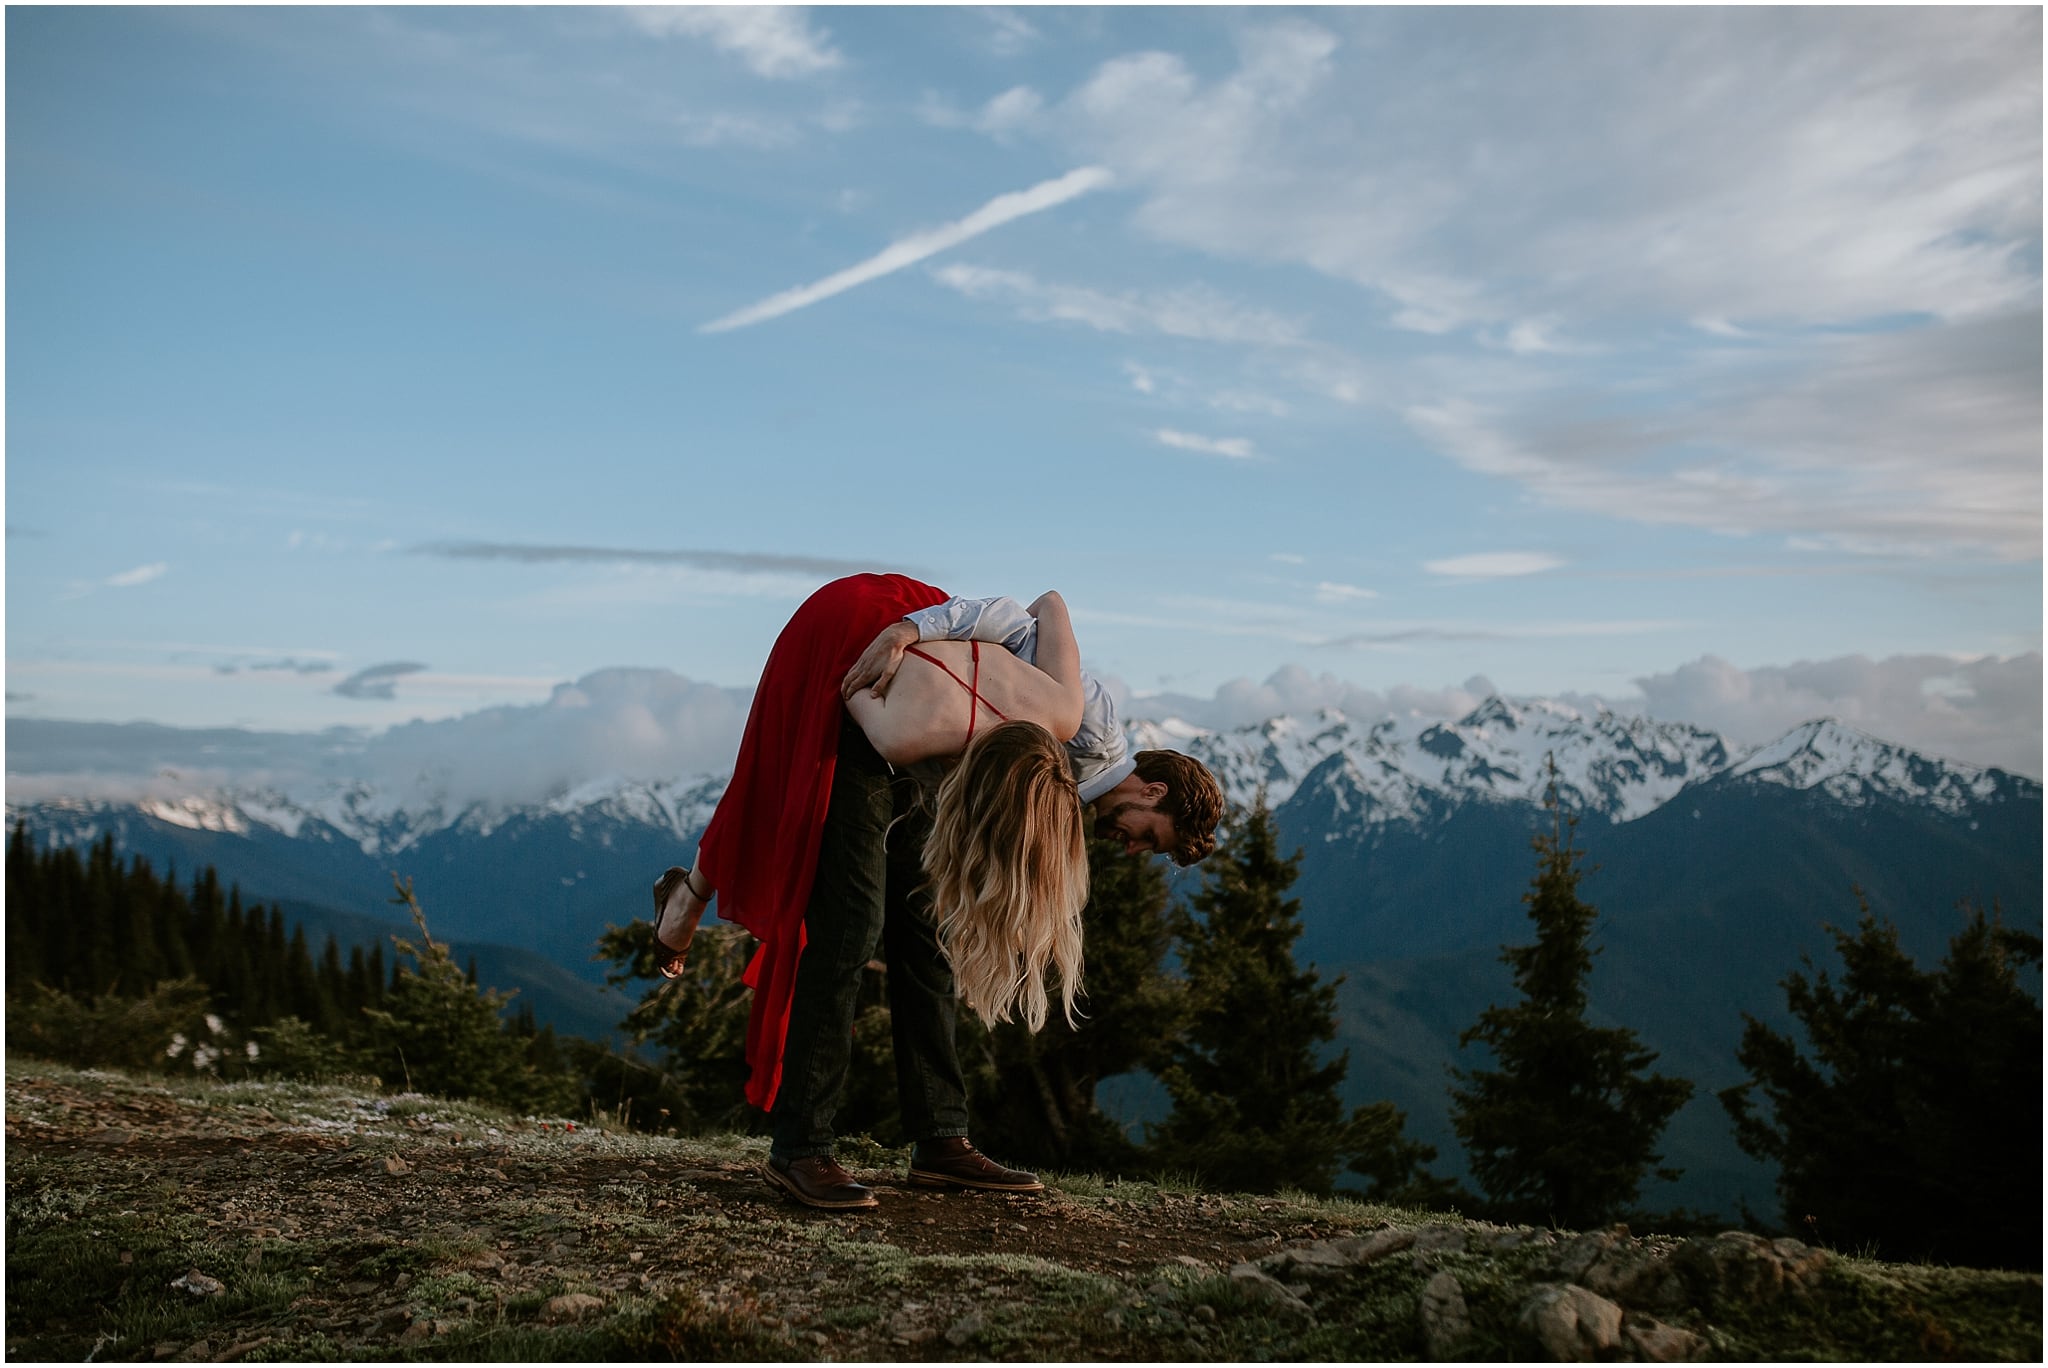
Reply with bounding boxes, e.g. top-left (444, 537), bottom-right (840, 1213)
top-left (6, 1059), bottom-right (2040, 1361)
